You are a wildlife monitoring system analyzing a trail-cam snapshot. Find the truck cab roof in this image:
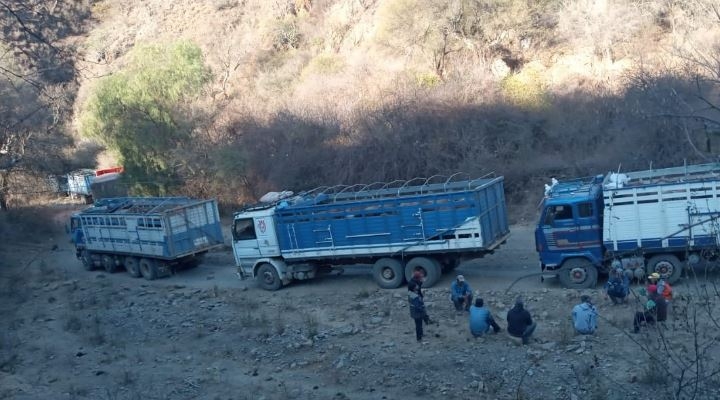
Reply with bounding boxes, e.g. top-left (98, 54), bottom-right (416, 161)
top-left (544, 175), bottom-right (604, 205)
